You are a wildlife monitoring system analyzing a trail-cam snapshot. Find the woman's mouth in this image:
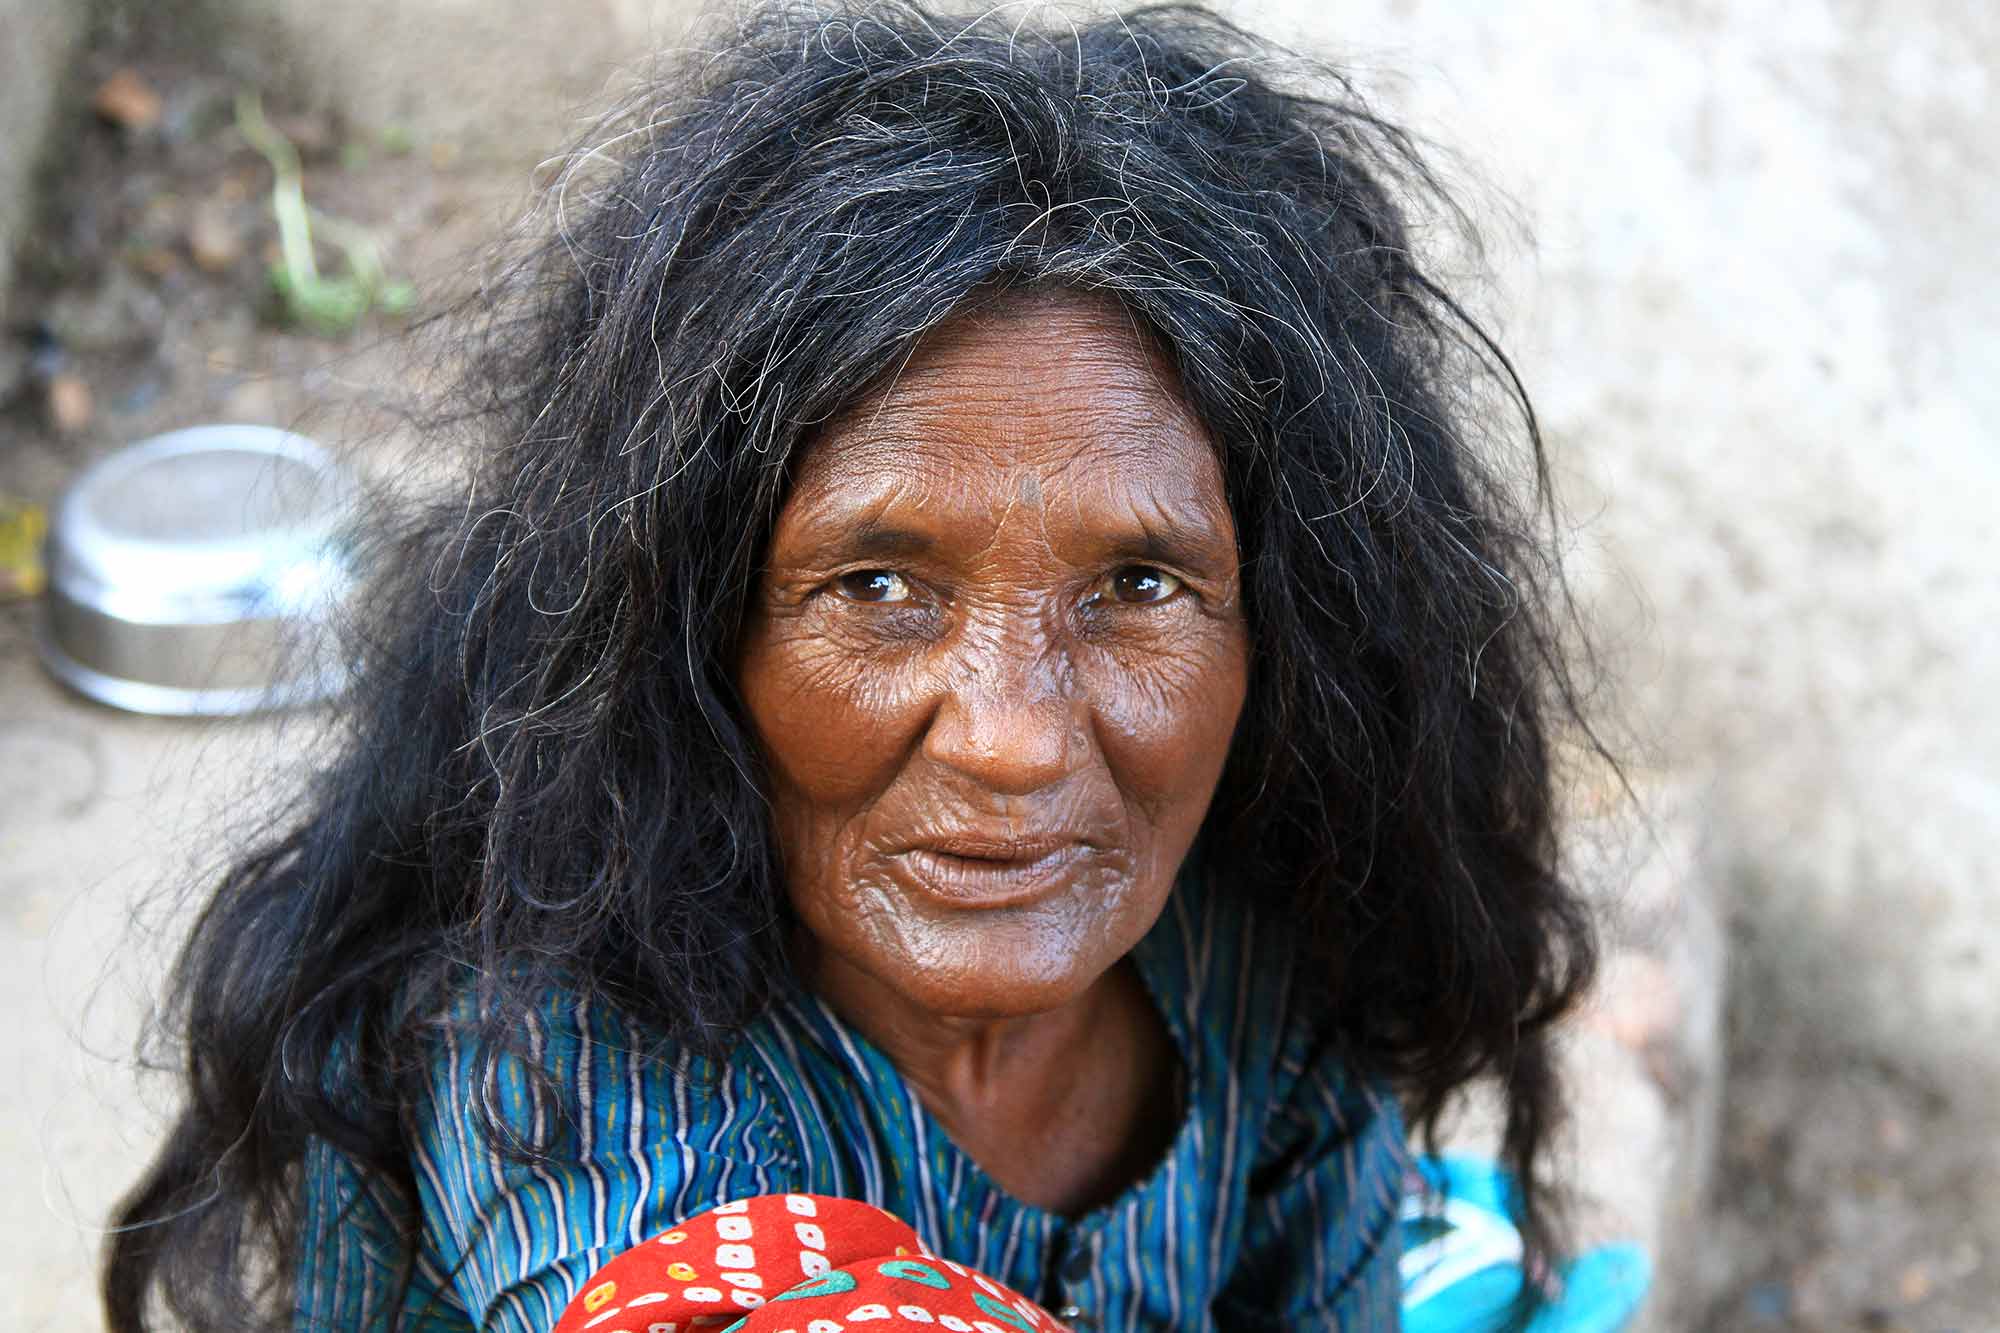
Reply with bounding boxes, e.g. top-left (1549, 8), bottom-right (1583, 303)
top-left (890, 837), bottom-right (1100, 908)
